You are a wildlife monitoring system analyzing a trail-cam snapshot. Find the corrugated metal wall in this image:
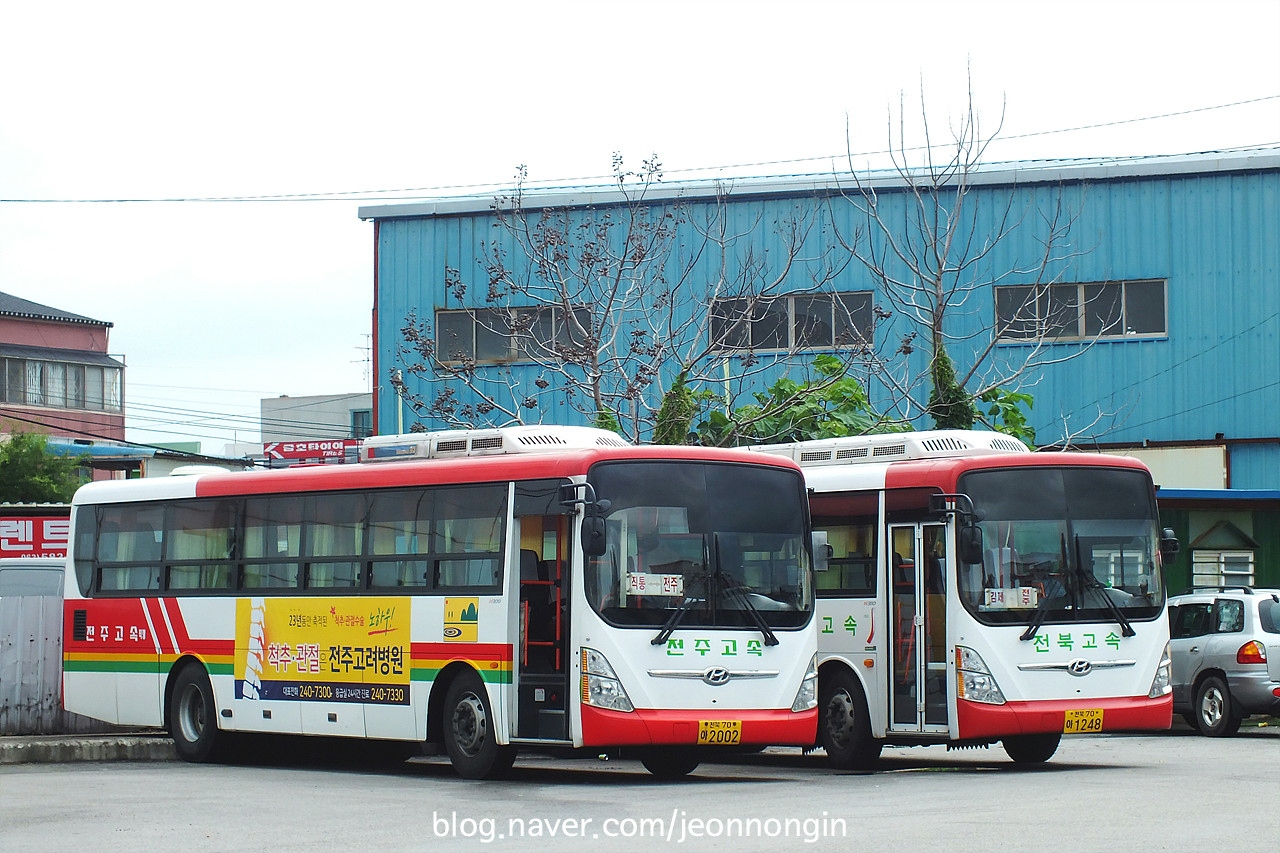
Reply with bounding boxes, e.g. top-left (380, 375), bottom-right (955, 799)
top-left (0, 597), bottom-right (115, 735)
top-left (372, 163), bottom-right (1280, 480)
